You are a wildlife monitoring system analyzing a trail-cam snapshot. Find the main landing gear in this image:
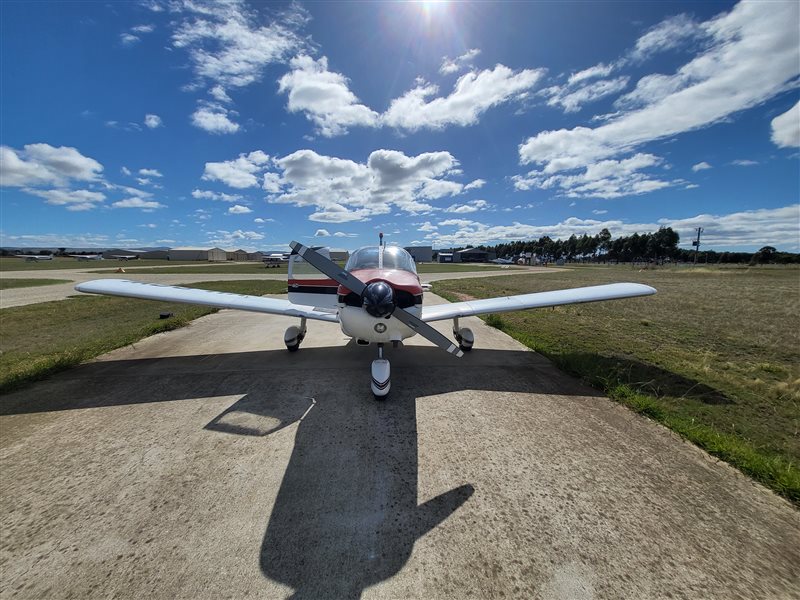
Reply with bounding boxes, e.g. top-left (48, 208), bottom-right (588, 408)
top-left (371, 343), bottom-right (391, 400)
top-left (452, 317), bottom-right (474, 352)
top-left (284, 317), bottom-right (307, 352)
